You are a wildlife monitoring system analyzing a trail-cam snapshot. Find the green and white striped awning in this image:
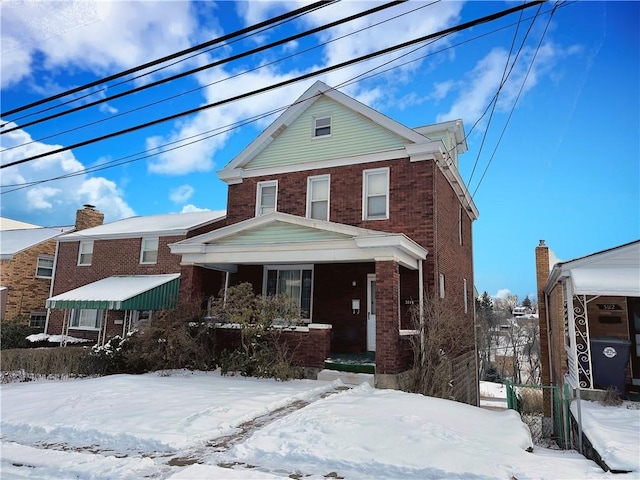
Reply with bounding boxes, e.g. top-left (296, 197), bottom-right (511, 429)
top-left (46, 274), bottom-right (180, 310)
